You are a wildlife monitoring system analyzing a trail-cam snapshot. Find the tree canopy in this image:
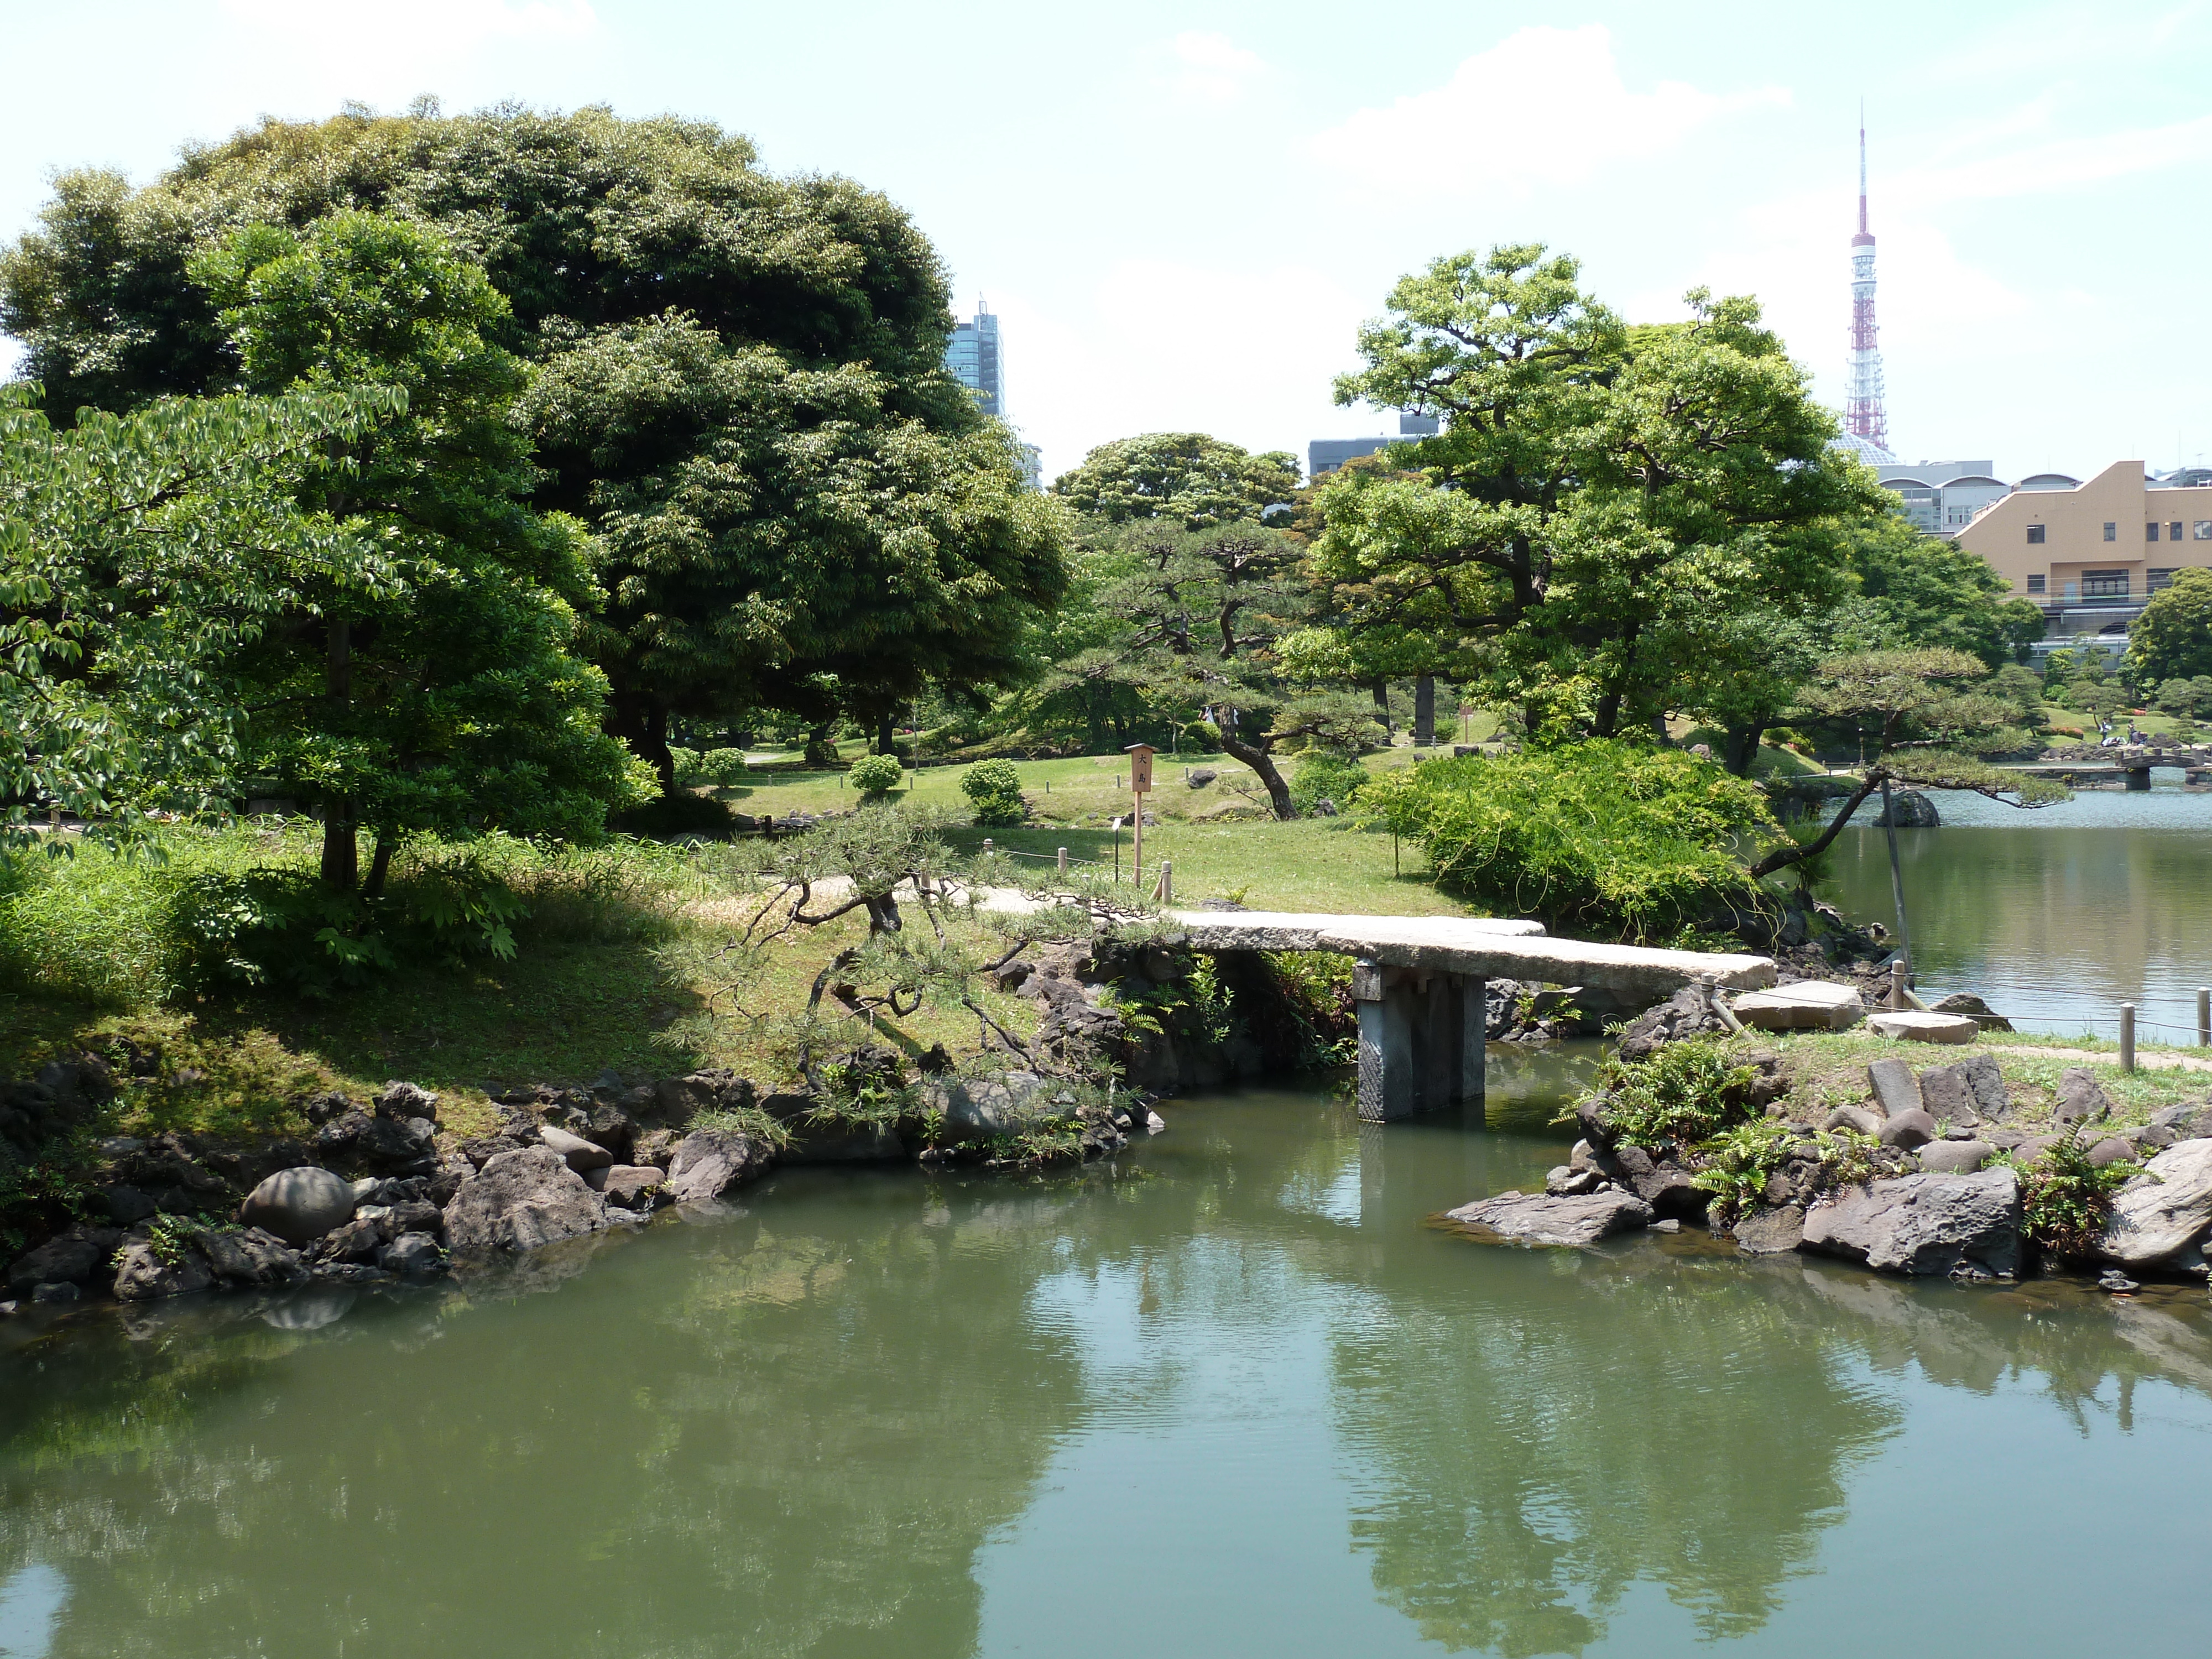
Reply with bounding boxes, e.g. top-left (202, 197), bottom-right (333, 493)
top-left (1051, 432), bottom-right (1300, 528)
top-left (2130, 568), bottom-right (2212, 685)
top-left (1315, 248), bottom-right (1888, 744)
top-left (0, 103), bottom-right (1070, 785)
